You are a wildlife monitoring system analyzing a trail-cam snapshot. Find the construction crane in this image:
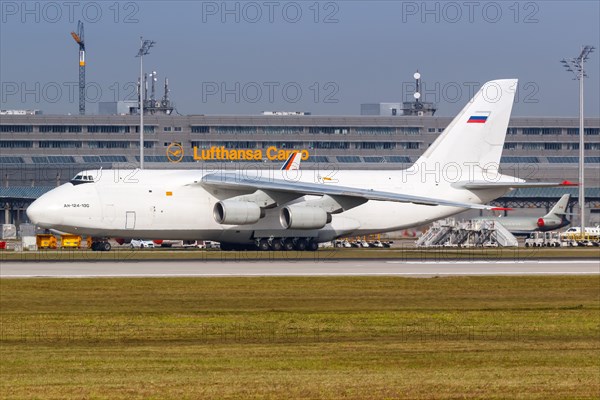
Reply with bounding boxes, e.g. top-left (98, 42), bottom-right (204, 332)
top-left (70, 20), bottom-right (85, 115)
